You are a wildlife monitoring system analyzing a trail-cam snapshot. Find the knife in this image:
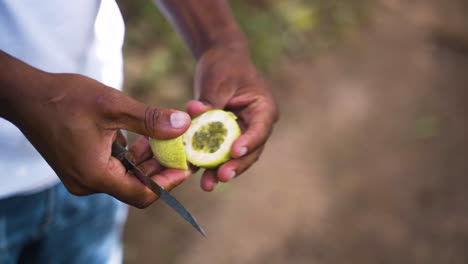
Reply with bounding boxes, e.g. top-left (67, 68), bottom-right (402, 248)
top-left (111, 141), bottom-right (206, 237)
